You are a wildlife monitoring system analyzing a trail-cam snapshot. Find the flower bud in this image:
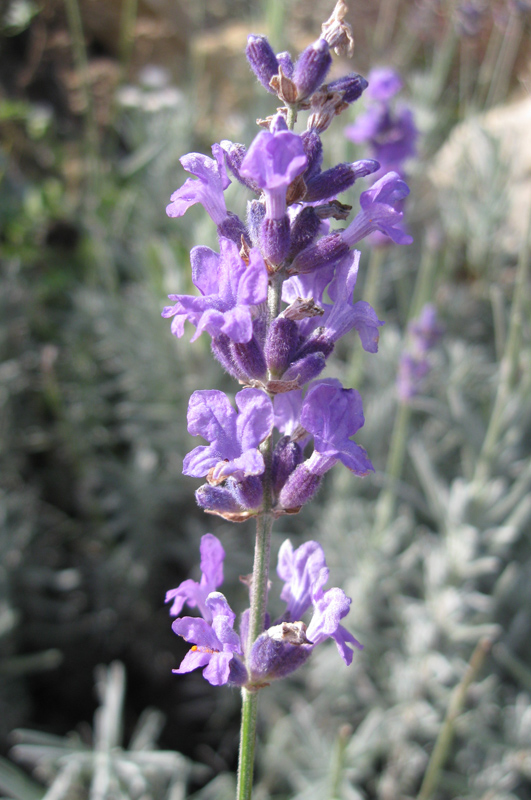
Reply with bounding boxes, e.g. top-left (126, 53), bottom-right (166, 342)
top-left (260, 216), bottom-right (290, 266)
top-left (279, 463), bottom-right (322, 511)
top-left (230, 476), bottom-right (263, 511)
top-left (288, 206), bottom-right (322, 260)
top-left (247, 622), bottom-right (312, 684)
top-left (276, 51), bottom-right (294, 78)
top-left (300, 130), bottom-right (323, 180)
top-left (265, 318), bottom-right (299, 376)
top-left (196, 476), bottom-right (263, 518)
top-left (290, 232), bottom-right (349, 275)
top-left (196, 484), bottom-right (242, 514)
top-left (227, 657), bottom-right (249, 687)
top-left (305, 159), bottom-right (379, 203)
top-left (246, 34), bottom-right (279, 93)
top-left (272, 436), bottom-right (304, 495)
top-left (293, 38), bottom-right (332, 101)
top-left (230, 336), bottom-right (267, 381)
top-left (282, 352), bottom-right (327, 385)
top-left (327, 73), bottom-right (368, 103)
top-left (217, 211), bottom-right (250, 246)
top-left (211, 334), bottom-right (247, 382)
